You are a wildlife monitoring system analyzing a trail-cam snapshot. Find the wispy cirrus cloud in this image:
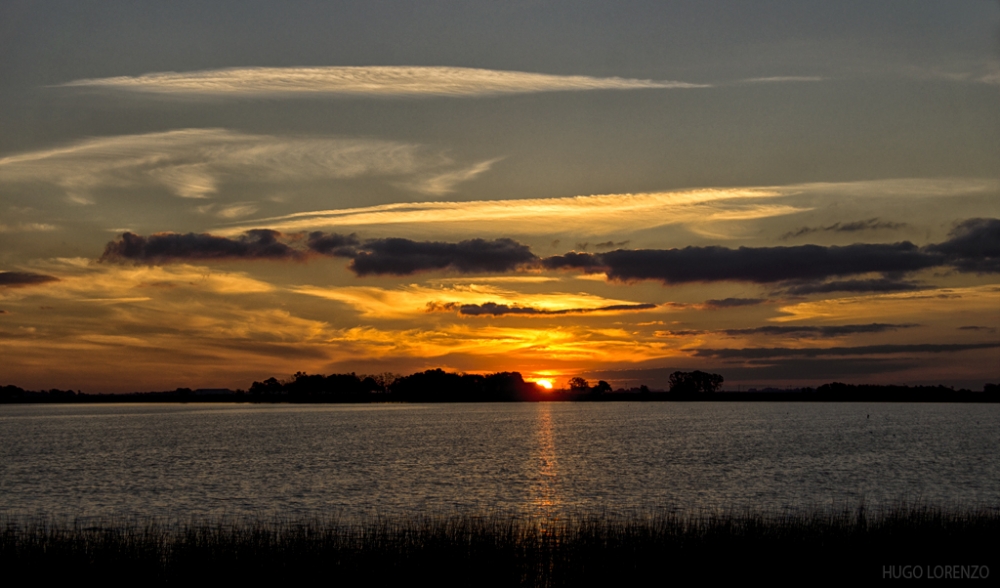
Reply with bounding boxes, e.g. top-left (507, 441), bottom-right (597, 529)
top-left (217, 177), bottom-right (997, 237)
top-left (741, 76), bottom-right (824, 83)
top-left (218, 187), bottom-right (803, 236)
top-left (780, 218), bottom-right (909, 240)
top-left (60, 66), bottom-right (707, 97)
top-left (0, 128), bottom-right (491, 201)
top-left (400, 158), bottom-right (503, 196)
top-left (904, 62), bottom-right (1000, 86)
top-left (0, 223), bottom-right (58, 232)
top-left (0, 257), bottom-right (275, 302)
